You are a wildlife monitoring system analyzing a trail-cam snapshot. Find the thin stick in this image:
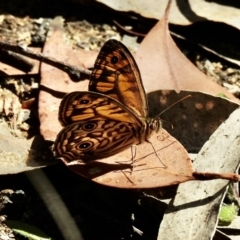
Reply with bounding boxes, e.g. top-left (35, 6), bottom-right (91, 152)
top-left (0, 39), bottom-right (91, 79)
